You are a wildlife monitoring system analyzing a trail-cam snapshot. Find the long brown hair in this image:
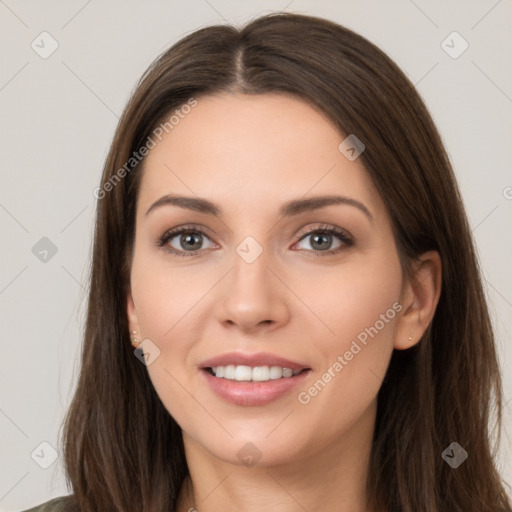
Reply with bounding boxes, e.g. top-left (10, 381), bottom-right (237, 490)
top-left (60, 12), bottom-right (511, 512)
